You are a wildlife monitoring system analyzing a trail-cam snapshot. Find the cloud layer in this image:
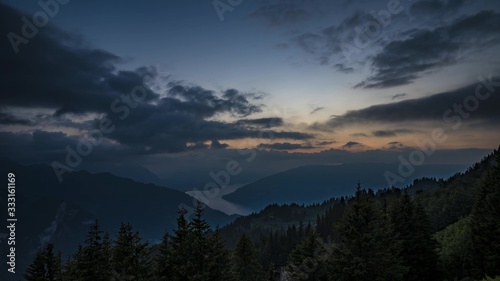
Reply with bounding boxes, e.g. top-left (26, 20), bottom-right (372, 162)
top-left (0, 3), bottom-right (312, 156)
